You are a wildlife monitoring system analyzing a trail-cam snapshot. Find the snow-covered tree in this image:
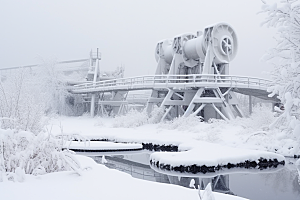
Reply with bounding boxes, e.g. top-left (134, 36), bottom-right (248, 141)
top-left (0, 68), bottom-right (46, 133)
top-left (0, 61), bottom-right (76, 132)
top-left (260, 0), bottom-right (300, 141)
top-left (0, 62), bottom-right (83, 181)
top-left (34, 60), bottom-right (83, 116)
